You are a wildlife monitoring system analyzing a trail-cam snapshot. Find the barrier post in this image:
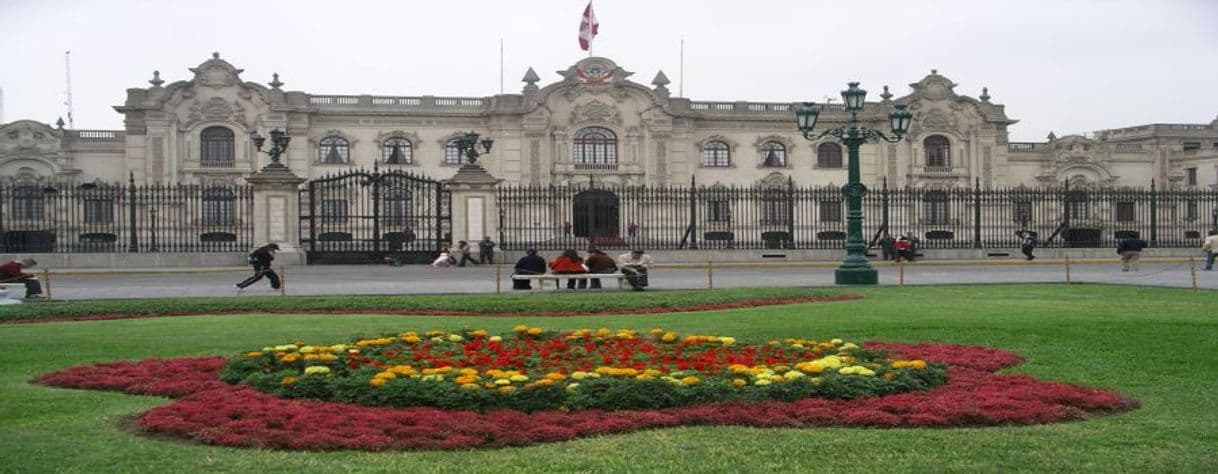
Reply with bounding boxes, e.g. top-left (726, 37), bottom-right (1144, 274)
top-left (279, 266), bottom-right (286, 297)
top-left (707, 261), bottom-right (714, 290)
top-left (1065, 255), bottom-right (1072, 283)
top-left (495, 265), bottom-right (502, 295)
top-left (899, 260), bottom-right (905, 287)
top-left (42, 269), bottom-right (52, 301)
top-left (1190, 257), bottom-right (1198, 292)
